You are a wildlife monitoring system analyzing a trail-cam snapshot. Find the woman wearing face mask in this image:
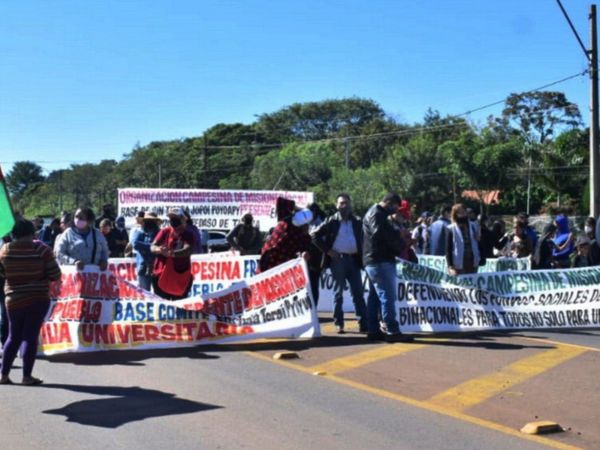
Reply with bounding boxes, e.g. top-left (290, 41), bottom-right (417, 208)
top-left (226, 213), bottom-right (262, 255)
top-left (132, 212), bottom-right (162, 291)
top-left (55, 207), bottom-right (109, 271)
top-left (446, 203), bottom-right (482, 276)
top-left (150, 208), bottom-right (194, 300)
